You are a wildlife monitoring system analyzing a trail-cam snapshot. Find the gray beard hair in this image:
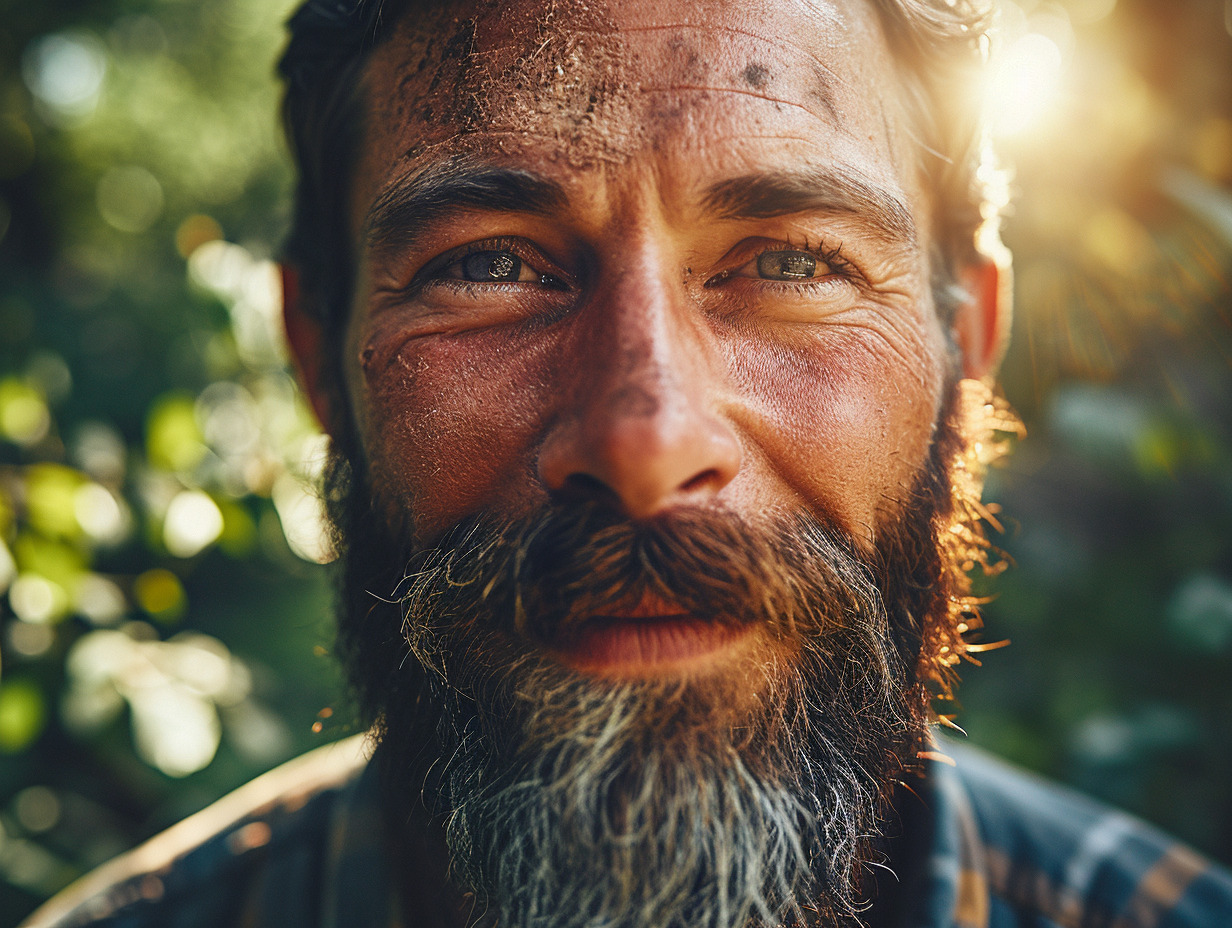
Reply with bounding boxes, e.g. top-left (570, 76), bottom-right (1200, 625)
top-left (385, 509), bottom-right (930, 928)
